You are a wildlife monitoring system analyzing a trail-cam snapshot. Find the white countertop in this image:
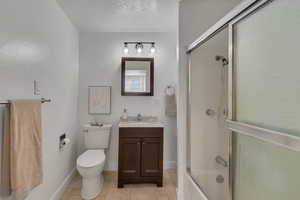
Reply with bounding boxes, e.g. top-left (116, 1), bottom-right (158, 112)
top-left (118, 120), bottom-right (164, 128)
